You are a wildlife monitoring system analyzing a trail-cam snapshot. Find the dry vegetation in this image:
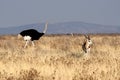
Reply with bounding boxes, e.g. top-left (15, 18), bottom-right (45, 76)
top-left (0, 34), bottom-right (120, 80)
